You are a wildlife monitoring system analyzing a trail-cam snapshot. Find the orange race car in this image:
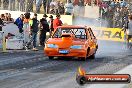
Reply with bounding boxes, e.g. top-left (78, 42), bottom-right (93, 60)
top-left (44, 25), bottom-right (98, 60)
